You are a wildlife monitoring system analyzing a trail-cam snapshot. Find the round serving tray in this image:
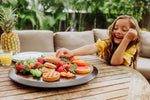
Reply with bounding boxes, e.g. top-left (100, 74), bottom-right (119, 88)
top-left (8, 66), bottom-right (98, 88)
